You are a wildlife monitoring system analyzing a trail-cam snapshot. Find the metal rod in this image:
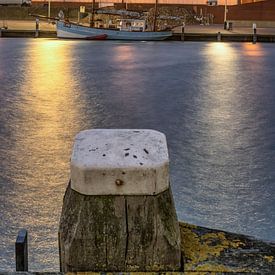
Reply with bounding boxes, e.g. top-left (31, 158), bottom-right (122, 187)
top-left (15, 229), bottom-right (28, 271)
